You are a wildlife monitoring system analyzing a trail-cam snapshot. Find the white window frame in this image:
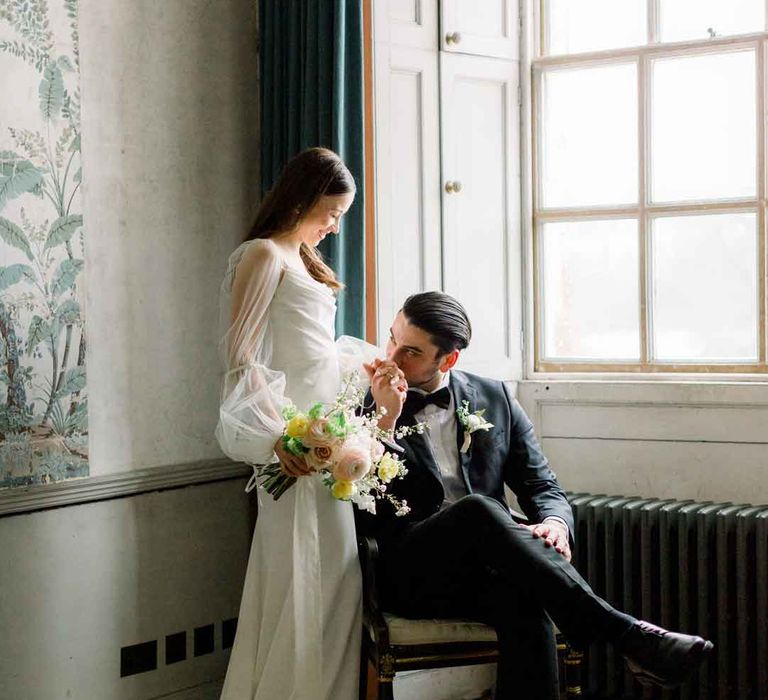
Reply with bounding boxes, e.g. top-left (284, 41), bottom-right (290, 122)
top-left (520, 0), bottom-right (768, 380)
